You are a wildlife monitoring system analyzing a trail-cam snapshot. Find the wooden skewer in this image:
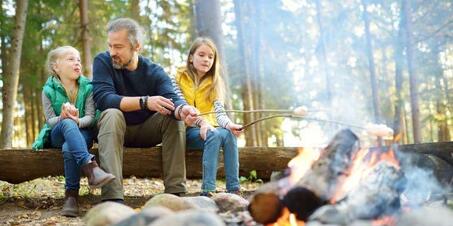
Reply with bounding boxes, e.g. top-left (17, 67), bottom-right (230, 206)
top-left (197, 108), bottom-right (320, 116)
top-left (239, 114), bottom-right (366, 131)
